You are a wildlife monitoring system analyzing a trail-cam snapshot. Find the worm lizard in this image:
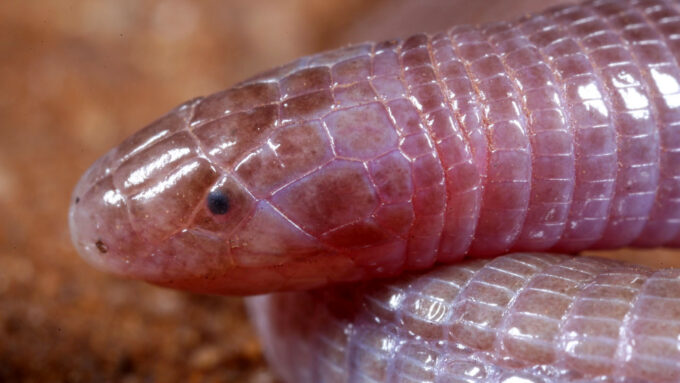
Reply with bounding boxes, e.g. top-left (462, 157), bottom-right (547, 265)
top-left (70, 0), bottom-right (680, 380)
